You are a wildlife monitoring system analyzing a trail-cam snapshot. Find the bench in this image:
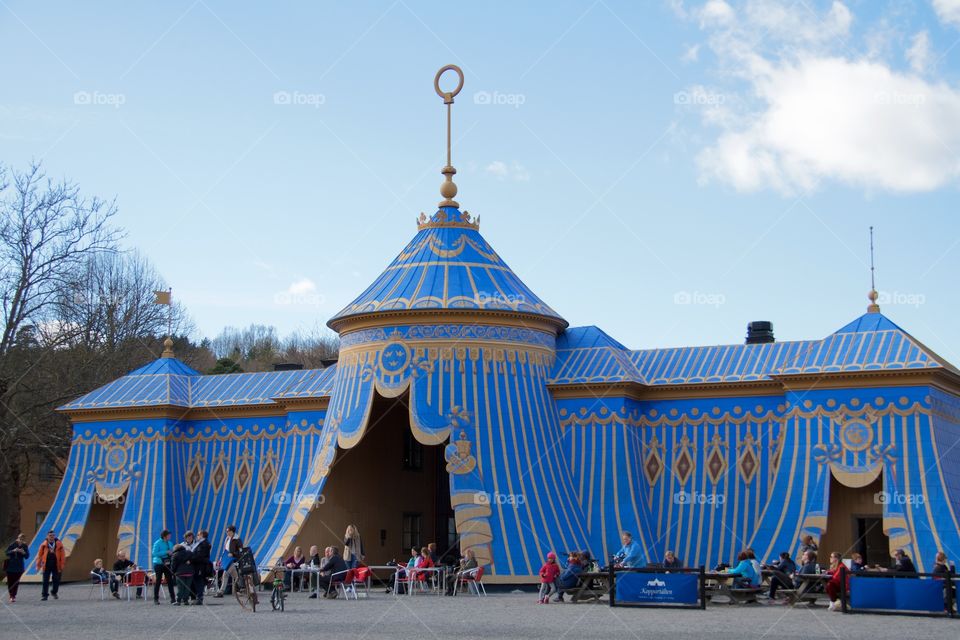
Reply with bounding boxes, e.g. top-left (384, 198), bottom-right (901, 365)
top-left (562, 572), bottom-right (610, 603)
